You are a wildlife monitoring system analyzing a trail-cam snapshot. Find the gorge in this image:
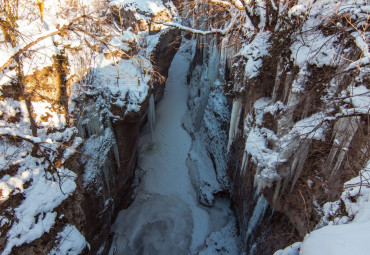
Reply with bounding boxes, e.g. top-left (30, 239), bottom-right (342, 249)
top-left (0, 1), bottom-right (369, 255)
